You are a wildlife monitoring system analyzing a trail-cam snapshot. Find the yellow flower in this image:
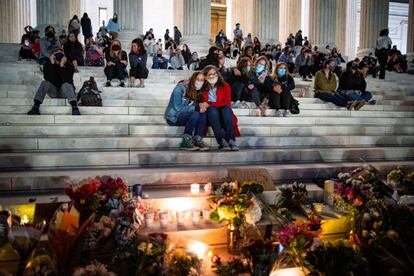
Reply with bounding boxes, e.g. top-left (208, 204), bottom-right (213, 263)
top-left (386, 230), bottom-right (399, 240)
